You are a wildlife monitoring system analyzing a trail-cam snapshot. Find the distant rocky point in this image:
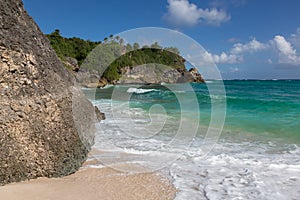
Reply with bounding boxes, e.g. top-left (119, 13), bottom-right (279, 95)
top-left (78, 64), bottom-right (204, 88)
top-left (45, 31), bottom-right (205, 88)
top-left (79, 48), bottom-right (205, 88)
top-left (116, 64), bottom-right (204, 85)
